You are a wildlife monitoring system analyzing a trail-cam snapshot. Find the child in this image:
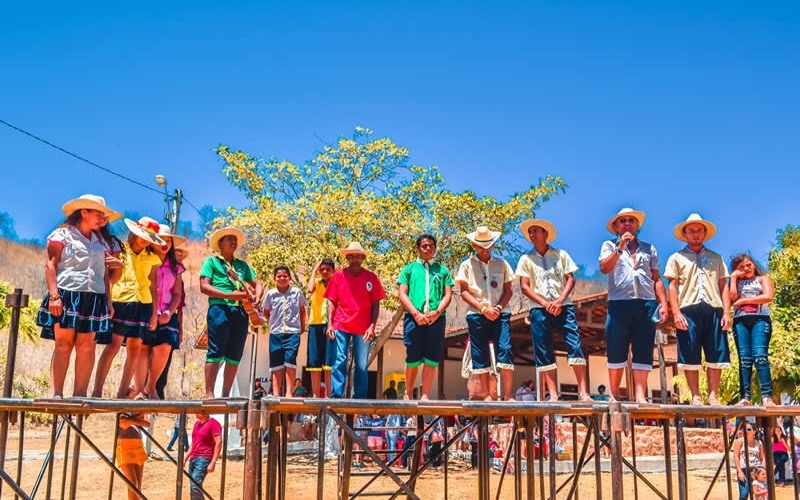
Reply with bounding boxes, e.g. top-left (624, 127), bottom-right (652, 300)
top-left (117, 411), bottom-right (150, 500)
top-left (37, 194), bottom-right (121, 397)
top-left (185, 412), bottom-right (222, 500)
top-left (262, 265), bottom-right (307, 396)
top-left (305, 259), bottom-right (336, 397)
top-left (751, 466), bottom-right (768, 499)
